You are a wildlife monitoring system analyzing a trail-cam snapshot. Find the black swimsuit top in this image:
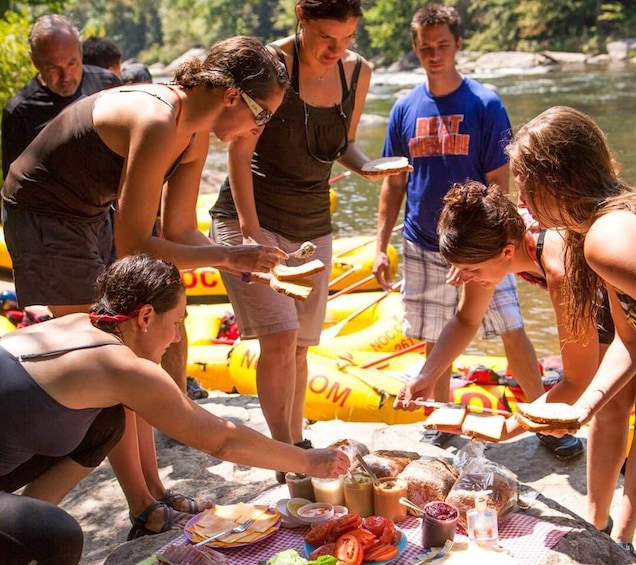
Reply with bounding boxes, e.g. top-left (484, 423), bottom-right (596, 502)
top-left (0, 341), bottom-right (123, 476)
top-left (212, 38), bottom-right (362, 241)
top-left (3, 86), bottom-right (196, 222)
